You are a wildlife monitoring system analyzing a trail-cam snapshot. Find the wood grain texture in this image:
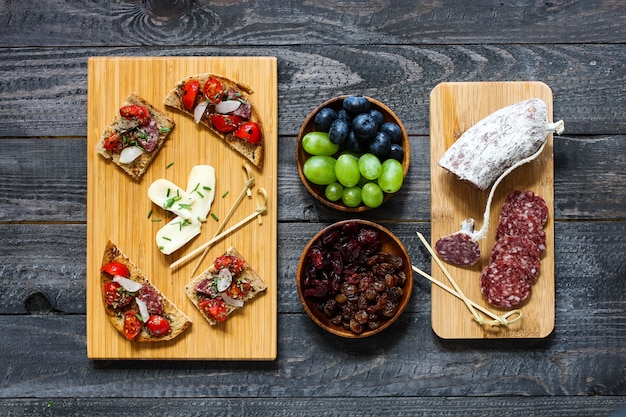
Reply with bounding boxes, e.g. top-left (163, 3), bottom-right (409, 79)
top-left (86, 56), bottom-right (278, 359)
